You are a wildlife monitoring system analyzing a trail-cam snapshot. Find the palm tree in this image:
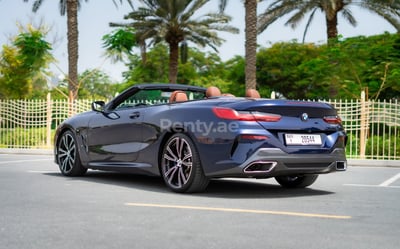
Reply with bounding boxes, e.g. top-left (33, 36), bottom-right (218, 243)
top-left (244, 0), bottom-right (258, 91)
top-left (123, 0), bottom-right (239, 83)
top-left (258, 0), bottom-right (400, 43)
top-left (23, 0), bottom-right (134, 102)
top-left (220, 0), bottom-right (258, 92)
